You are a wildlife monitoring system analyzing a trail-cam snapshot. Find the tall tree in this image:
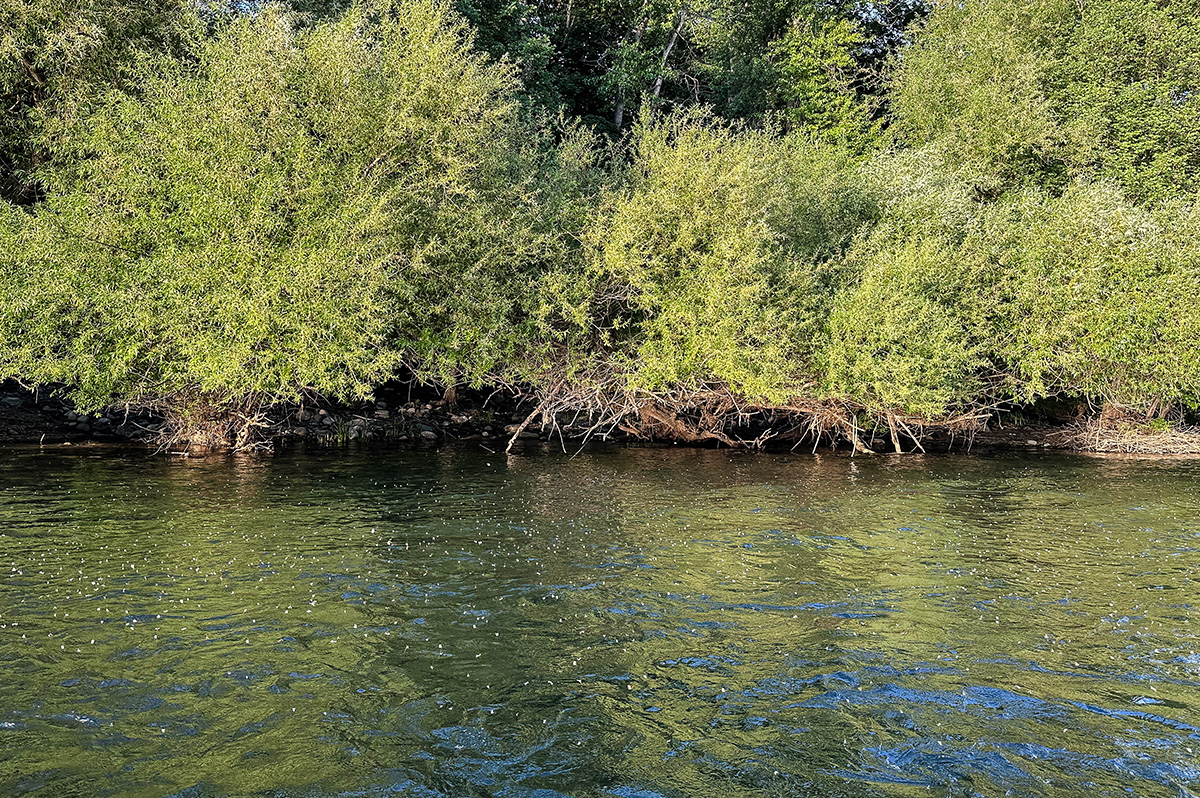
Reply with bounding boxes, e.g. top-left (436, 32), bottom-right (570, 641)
top-left (455, 0), bottom-right (923, 136)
